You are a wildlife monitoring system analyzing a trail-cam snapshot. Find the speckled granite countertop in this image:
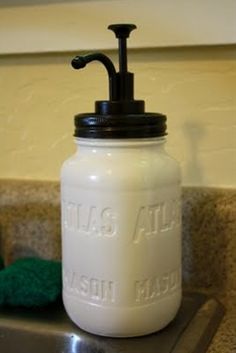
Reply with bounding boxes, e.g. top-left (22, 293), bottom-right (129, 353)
top-left (0, 180), bottom-right (235, 352)
top-left (207, 293), bottom-right (236, 353)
